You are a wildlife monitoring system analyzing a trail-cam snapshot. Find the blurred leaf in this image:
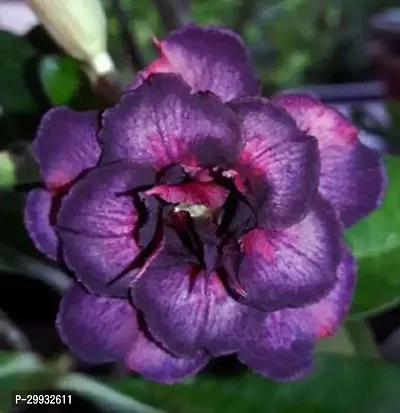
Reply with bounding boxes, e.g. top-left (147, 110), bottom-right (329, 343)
top-left (0, 352), bottom-right (60, 412)
top-left (57, 373), bottom-right (163, 413)
top-left (108, 355), bottom-right (400, 413)
top-left (0, 30), bottom-right (37, 112)
top-left (39, 55), bottom-right (81, 106)
top-left (0, 152), bottom-right (16, 189)
top-left (0, 243), bottom-right (70, 293)
top-left (346, 156), bottom-right (400, 316)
